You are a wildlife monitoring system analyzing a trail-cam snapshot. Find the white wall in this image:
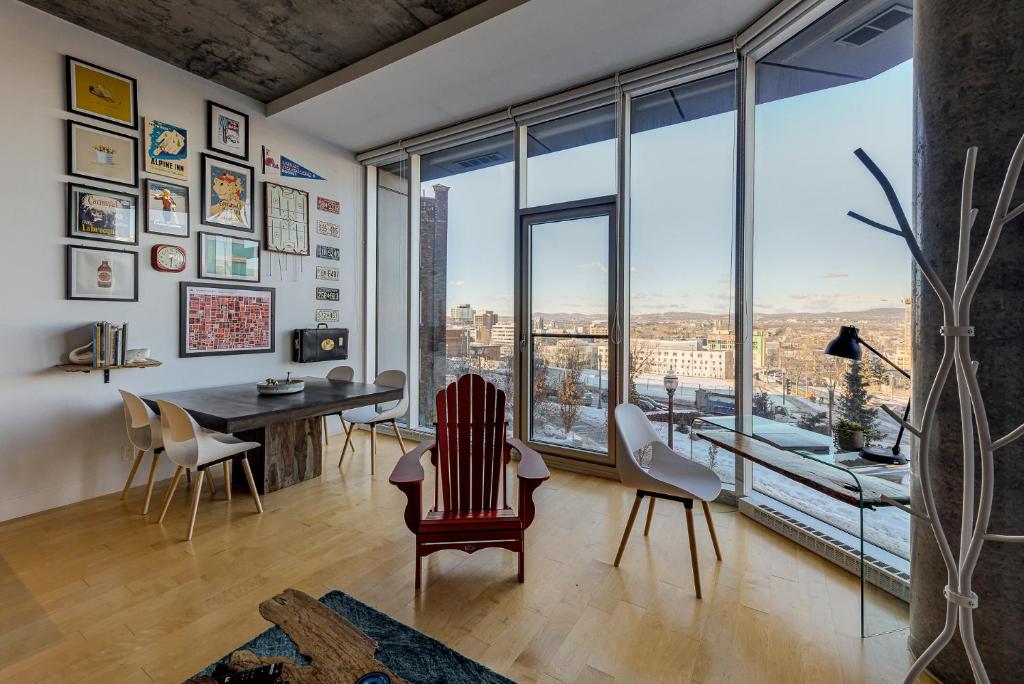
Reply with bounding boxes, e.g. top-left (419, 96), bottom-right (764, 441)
top-left (0, 0), bottom-right (365, 522)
